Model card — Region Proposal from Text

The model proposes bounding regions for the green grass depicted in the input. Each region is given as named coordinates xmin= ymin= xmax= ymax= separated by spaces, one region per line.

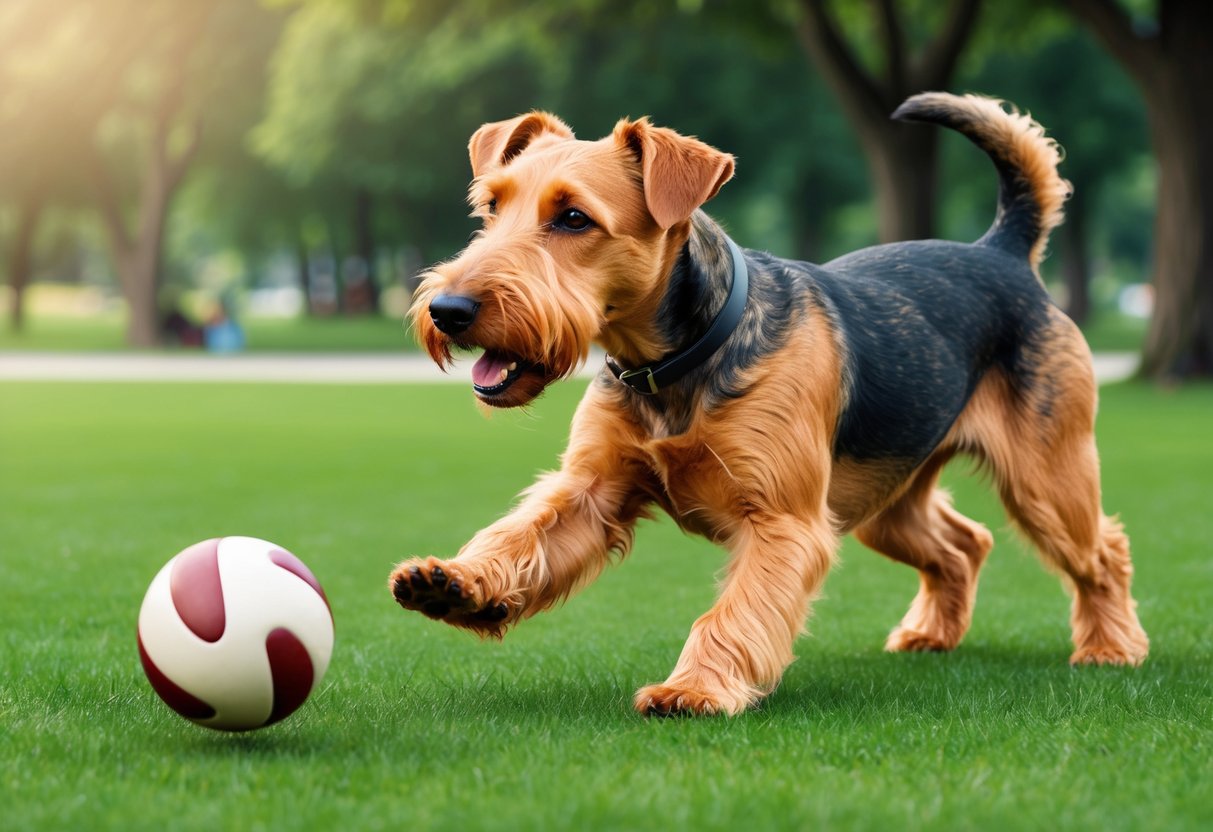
xmin=2 ymin=380 xmax=1211 ymax=831
xmin=0 ymin=312 xmax=414 ymax=353
xmin=0 ymin=301 xmax=1145 ymax=354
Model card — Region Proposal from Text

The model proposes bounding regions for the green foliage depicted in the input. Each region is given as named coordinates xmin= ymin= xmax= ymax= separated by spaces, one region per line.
xmin=1 ymin=0 xmax=1159 ymax=332
xmin=955 ymin=24 xmax=1154 ymax=282
xmin=1 ymin=379 xmax=1211 ymax=830
xmin=254 ymin=1 xmax=550 ymax=188
xmin=251 ymin=0 xmax=871 ymax=260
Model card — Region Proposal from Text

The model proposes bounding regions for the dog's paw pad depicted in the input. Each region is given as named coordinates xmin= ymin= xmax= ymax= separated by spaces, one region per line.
xmin=390 ymin=560 xmax=476 ymax=618
xmin=422 ymin=600 xmax=451 ymax=617
xmin=389 ymin=560 xmax=514 ymax=634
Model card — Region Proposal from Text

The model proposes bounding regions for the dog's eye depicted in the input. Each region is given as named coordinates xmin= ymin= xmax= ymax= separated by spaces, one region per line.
xmin=553 ymin=209 xmax=593 ymax=232
xmin=486 ymin=199 xmax=497 ymax=215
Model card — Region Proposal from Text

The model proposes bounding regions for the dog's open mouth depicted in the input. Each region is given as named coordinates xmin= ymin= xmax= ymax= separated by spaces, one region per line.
xmin=471 ymin=349 xmax=528 ymax=394
xmin=470 ymin=349 xmax=549 ymax=406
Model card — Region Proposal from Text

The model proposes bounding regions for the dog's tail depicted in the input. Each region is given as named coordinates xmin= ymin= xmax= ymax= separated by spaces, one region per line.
xmin=893 ymin=92 xmax=1071 ymax=272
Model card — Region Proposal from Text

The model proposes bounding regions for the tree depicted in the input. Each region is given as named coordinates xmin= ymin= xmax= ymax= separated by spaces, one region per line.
xmin=791 ymin=0 xmax=982 ymax=242
xmin=0 ymin=2 xmax=104 ymax=330
xmin=543 ymin=1 xmax=869 ymax=261
xmin=1 ymin=193 xmax=43 ymax=331
xmin=255 ymin=0 xmax=557 ymax=276
xmin=256 ymin=0 xmax=871 ymax=273
xmin=90 ymin=3 xmax=215 ymax=347
xmin=1063 ymin=0 xmax=1213 ymax=379
xmin=1 ymin=0 xmax=283 ymax=346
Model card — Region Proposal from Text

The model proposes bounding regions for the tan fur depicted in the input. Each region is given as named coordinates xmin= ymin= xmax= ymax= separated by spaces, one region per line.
xmin=854 ymin=453 xmax=994 ymax=652
xmin=613 ymin=118 xmax=735 ymax=230
xmin=945 ymin=311 xmax=1148 ymax=664
xmin=390 ymin=100 xmax=1146 ymax=717
xmin=468 ymin=111 xmax=574 ymax=178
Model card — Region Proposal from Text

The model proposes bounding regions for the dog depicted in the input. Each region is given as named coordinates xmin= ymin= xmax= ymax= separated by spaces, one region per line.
xmin=389 ymin=92 xmax=1149 ymax=716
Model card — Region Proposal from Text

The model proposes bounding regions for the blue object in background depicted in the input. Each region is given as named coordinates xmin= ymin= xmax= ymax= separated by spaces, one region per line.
xmin=204 ymin=317 xmax=245 ymax=353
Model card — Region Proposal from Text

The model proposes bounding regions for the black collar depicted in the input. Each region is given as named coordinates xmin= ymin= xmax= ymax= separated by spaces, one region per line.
xmin=606 ymin=236 xmax=749 ymax=395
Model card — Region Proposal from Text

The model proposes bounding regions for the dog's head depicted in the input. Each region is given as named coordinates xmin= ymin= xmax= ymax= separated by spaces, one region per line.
xmin=410 ymin=112 xmax=734 ymax=408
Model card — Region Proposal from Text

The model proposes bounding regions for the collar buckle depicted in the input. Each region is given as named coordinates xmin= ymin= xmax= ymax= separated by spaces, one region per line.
xmin=618 ymin=365 xmax=660 ymax=395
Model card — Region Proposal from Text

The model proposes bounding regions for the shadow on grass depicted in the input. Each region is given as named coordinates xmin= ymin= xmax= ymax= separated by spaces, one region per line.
xmin=355 ymin=634 xmax=1212 ymax=726
xmin=392 ymin=672 xmax=638 ymax=723
xmin=766 ymin=641 xmax=1209 ymax=719
xmin=180 ymin=725 xmax=337 ymax=758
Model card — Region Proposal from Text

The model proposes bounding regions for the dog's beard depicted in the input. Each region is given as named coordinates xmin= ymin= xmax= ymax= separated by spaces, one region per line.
xmin=409 ymin=254 xmax=601 ymax=408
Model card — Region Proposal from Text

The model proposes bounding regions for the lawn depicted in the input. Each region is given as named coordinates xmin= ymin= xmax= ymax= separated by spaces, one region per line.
xmin=1 ymin=379 xmax=1210 ymax=831
xmin=0 ymin=301 xmax=1145 ymax=353
xmin=0 ymin=310 xmax=415 ymax=353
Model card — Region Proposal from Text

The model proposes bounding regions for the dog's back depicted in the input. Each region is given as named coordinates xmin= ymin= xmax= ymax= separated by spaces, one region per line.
xmin=799 ymin=93 xmax=1073 ymax=467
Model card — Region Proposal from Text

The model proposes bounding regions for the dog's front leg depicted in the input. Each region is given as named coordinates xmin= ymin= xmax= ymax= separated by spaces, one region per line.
xmin=389 ymin=389 xmax=653 ymax=637
xmin=635 ymin=511 xmax=837 ymax=716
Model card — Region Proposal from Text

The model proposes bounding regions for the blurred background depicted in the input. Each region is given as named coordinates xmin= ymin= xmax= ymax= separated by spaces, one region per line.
xmin=0 ymin=0 xmax=1208 ymax=380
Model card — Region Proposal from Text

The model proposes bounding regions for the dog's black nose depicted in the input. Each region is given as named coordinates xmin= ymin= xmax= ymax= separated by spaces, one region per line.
xmin=429 ymin=294 xmax=480 ymax=335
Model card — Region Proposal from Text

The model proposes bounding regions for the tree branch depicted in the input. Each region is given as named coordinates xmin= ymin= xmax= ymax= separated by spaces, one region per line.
xmin=166 ymin=118 xmax=204 ymax=193
xmin=795 ymin=0 xmax=889 ymax=122
xmin=145 ymin=3 xmax=216 ymax=207
xmin=88 ymin=147 xmax=133 ymax=260
xmin=874 ymin=0 xmax=908 ymax=93
xmin=916 ymin=0 xmax=982 ymax=91
xmin=1061 ymin=0 xmax=1161 ymax=88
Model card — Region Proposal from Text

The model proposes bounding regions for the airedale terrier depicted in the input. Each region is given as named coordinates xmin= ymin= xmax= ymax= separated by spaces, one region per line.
xmin=390 ymin=92 xmax=1149 ymax=716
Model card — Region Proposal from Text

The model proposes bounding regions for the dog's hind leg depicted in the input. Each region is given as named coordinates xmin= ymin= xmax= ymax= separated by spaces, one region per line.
xmin=954 ymin=323 xmax=1148 ymax=665
xmin=855 ymin=453 xmax=994 ymax=653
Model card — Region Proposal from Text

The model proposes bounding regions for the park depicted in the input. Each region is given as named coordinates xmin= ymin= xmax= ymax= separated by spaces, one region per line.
xmin=2 ymin=1 xmax=1211 ymax=830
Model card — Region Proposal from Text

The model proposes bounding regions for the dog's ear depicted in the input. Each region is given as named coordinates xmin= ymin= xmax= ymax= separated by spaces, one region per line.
xmin=614 ymin=118 xmax=735 ymax=230
xmin=468 ymin=112 xmax=574 ymax=178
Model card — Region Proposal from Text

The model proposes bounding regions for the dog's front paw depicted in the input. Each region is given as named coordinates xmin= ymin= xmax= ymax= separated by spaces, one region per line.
xmin=389 ymin=558 xmax=513 ymax=636
xmin=633 ymin=682 xmax=755 ymax=717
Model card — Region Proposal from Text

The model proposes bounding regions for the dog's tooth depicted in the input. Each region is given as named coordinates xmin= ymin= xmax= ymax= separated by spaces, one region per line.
xmin=498 ymin=368 xmax=509 ymax=382
xmin=507 ymin=362 xmax=517 ymax=372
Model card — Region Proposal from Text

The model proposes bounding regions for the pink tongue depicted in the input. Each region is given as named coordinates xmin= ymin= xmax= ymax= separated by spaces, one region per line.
xmin=472 ymin=352 xmax=511 ymax=387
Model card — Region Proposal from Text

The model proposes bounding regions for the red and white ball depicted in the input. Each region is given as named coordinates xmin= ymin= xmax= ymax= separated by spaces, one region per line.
xmin=137 ymin=537 xmax=334 ymax=731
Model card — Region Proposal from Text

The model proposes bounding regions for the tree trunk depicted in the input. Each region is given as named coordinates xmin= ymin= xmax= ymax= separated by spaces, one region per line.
xmin=1060 ymin=186 xmax=1091 ymax=327
xmin=865 ymin=123 xmax=939 ymax=242
xmin=1138 ymin=64 xmax=1213 ymax=378
xmin=346 ymin=188 xmax=379 ymax=314
xmin=793 ymin=0 xmax=980 ymax=244
xmin=94 ymin=116 xmax=200 ymax=348
xmin=354 ymin=189 xmax=377 ymax=294
xmin=296 ymin=233 xmax=315 ymax=316
xmin=119 ymin=251 xmax=161 ymax=348
xmin=109 ymin=149 xmax=177 ymax=348
xmin=1064 ymin=0 xmax=1213 ymax=380
xmin=6 ymin=190 xmax=44 ymax=332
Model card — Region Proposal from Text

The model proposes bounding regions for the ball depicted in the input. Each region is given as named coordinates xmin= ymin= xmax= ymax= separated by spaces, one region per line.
xmin=137 ymin=536 xmax=334 ymax=731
